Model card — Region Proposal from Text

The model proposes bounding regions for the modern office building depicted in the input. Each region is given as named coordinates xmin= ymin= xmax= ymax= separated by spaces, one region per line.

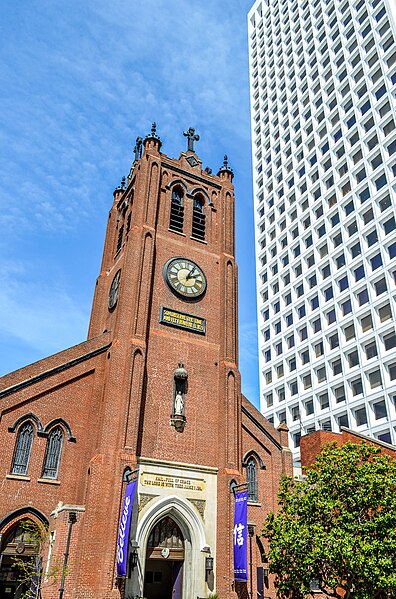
xmin=248 ymin=0 xmax=396 ymax=465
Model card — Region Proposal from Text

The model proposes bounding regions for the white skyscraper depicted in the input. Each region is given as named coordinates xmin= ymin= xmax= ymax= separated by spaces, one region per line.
xmin=248 ymin=0 xmax=396 ymax=465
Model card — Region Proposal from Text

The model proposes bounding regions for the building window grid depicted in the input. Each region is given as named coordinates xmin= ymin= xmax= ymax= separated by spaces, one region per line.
xmin=251 ymin=0 xmax=394 ymax=450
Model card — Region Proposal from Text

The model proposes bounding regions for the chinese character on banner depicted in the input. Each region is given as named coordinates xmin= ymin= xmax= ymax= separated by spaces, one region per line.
xmin=234 ymin=522 xmax=245 ymax=546
xmin=233 ymin=490 xmax=248 ymax=581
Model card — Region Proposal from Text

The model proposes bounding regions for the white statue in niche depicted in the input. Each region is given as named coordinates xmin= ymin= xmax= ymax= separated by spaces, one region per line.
xmin=174 ymin=390 xmax=184 ymax=416
xmin=172 ymin=362 xmax=187 ymax=431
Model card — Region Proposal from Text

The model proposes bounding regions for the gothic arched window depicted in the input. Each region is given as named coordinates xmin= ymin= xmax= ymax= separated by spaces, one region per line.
xmin=148 ymin=516 xmax=184 ymax=553
xmin=42 ymin=427 xmax=64 ymax=479
xmin=11 ymin=422 xmax=34 ymax=476
xmin=246 ymin=457 xmax=258 ymax=503
xmin=192 ymin=195 xmax=205 ymax=240
xmin=169 ymin=188 xmax=184 ymax=233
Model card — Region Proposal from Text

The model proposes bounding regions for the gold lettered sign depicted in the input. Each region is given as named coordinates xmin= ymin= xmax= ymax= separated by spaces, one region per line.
xmin=159 ymin=307 xmax=206 ymax=335
xmin=141 ymin=472 xmax=206 ymax=492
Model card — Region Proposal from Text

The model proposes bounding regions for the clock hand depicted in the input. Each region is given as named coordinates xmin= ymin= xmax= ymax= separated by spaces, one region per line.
xmin=186 ymin=268 xmax=198 ymax=280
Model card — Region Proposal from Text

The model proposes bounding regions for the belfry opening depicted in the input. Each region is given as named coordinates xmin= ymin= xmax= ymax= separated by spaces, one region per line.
xmin=144 ymin=516 xmax=184 ymax=599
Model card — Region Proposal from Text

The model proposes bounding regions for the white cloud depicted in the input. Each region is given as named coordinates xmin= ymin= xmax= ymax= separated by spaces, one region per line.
xmin=0 ymin=0 xmax=258 ymax=394
xmin=0 ymin=262 xmax=88 ymax=373
xmin=0 ymin=0 xmax=252 ymax=239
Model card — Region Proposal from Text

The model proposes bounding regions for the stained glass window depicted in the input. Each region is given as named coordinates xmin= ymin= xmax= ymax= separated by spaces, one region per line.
xmin=246 ymin=457 xmax=258 ymax=503
xmin=11 ymin=422 xmax=34 ymax=475
xmin=42 ymin=427 xmax=64 ymax=479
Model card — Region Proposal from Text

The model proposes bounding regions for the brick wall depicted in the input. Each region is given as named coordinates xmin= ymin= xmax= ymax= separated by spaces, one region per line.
xmin=300 ymin=429 xmax=396 ymax=470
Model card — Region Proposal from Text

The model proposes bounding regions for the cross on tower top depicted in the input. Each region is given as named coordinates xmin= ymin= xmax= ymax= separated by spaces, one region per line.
xmin=183 ymin=127 xmax=200 ymax=153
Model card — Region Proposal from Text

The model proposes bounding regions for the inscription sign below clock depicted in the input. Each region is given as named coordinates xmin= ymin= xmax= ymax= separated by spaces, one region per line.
xmin=163 ymin=257 xmax=206 ymax=300
xmin=159 ymin=307 xmax=206 ymax=335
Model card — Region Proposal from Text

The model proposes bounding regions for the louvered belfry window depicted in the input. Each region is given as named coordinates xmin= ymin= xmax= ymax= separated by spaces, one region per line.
xmin=42 ymin=427 xmax=64 ymax=479
xmin=169 ymin=188 xmax=184 ymax=232
xmin=192 ymin=195 xmax=205 ymax=240
xmin=116 ymin=224 xmax=124 ymax=253
xmin=11 ymin=422 xmax=34 ymax=475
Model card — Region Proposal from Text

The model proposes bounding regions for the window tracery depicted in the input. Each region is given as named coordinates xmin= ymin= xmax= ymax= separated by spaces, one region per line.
xmin=11 ymin=422 xmax=34 ymax=476
xmin=42 ymin=427 xmax=64 ymax=479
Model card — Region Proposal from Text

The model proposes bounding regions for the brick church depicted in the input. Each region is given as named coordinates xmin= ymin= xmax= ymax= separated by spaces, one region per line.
xmin=0 ymin=125 xmax=292 ymax=599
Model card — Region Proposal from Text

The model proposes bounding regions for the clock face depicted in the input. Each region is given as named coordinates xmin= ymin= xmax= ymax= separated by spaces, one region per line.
xmin=164 ymin=257 xmax=207 ymax=300
xmin=108 ymin=269 xmax=121 ymax=310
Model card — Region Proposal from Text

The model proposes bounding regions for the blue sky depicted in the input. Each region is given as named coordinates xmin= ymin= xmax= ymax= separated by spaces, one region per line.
xmin=0 ymin=0 xmax=259 ymax=406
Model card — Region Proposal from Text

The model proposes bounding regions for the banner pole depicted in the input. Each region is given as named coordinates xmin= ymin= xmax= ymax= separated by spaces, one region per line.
xmin=248 ymin=524 xmax=255 ymax=599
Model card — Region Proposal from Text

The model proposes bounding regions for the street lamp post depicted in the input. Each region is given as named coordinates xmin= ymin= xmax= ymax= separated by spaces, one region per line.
xmin=248 ymin=524 xmax=255 ymax=599
xmin=58 ymin=511 xmax=77 ymax=599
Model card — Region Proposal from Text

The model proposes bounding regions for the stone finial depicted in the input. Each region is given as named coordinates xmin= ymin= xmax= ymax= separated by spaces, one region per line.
xmin=217 ymin=155 xmax=234 ymax=180
xmin=114 ymin=176 xmax=126 ymax=196
xmin=277 ymin=421 xmax=290 ymax=450
xmin=144 ymin=122 xmax=162 ymax=150
xmin=183 ymin=127 xmax=200 ymax=153
xmin=277 ymin=422 xmax=289 ymax=432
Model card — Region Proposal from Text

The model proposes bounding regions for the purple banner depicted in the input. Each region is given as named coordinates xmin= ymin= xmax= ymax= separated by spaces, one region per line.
xmin=234 ymin=490 xmax=248 ymax=581
xmin=116 ymin=480 xmax=137 ymax=576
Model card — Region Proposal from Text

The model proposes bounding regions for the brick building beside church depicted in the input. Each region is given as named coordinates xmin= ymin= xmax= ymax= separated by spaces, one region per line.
xmin=0 ymin=126 xmax=292 ymax=599
xmin=300 ymin=426 xmax=396 ymax=468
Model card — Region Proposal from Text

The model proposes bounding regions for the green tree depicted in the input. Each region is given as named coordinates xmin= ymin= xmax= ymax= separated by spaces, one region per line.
xmin=263 ymin=442 xmax=396 ymax=599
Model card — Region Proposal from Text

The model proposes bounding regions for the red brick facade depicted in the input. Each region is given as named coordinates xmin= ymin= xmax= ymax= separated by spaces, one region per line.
xmin=0 ymin=128 xmax=292 ymax=599
xmin=300 ymin=428 xmax=396 ymax=469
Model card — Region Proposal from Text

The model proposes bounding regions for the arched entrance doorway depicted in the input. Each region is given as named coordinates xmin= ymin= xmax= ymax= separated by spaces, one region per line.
xmin=144 ymin=516 xmax=184 ymax=599
xmin=0 ymin=521 xmax=40 ymax=599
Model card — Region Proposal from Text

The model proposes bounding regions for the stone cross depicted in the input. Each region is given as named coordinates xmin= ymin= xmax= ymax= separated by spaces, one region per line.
xmin=183 ymin=127 xmax=200 ymax=152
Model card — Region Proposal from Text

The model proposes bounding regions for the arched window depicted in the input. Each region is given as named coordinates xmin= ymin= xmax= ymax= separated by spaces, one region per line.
xmin=3 ymin=522 xmax=37 ymax=545
xmin=42 ymin=427 xmax=64 ymax=479
xmin=11 ymin=422 xmax=34 ymax=475
xmin=1 ymin=520 xmax=40 ymax=597
xmin=169 ymin=188 xmax=184 ymax=232
xmin=192 ymin=195 xmax=205 ymax=240
xmin=246 ymin=457 xmax=258 ymax=503
xmin=148 ymin=516 xmax=183 ymax=549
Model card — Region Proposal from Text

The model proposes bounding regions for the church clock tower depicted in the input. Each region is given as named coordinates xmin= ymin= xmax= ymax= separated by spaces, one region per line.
xmin=0 ymin=122 xmax=292 ymax=599
xmin=86 ymin=124 xmax=242 ymax=598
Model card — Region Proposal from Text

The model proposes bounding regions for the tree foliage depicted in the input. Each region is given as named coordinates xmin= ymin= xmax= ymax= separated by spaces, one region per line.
xmin=263 ymin=442 xmax=396 ymax=599
xmin=12 ymin=519 xmax=66 ymax=599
